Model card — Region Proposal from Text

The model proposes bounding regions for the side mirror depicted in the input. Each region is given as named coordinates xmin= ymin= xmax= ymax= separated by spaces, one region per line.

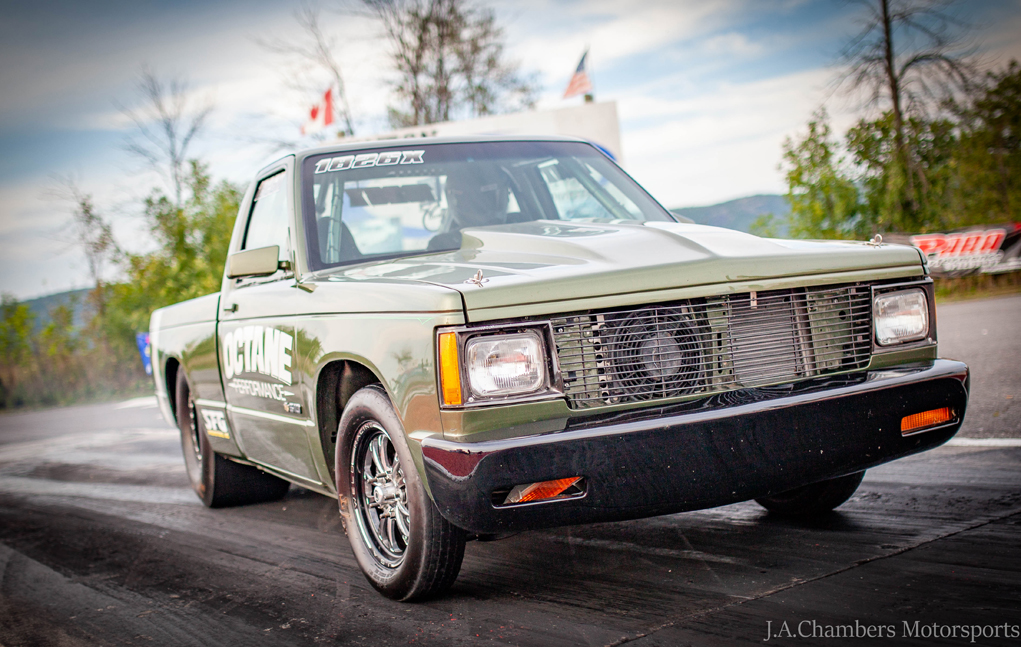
xmin=226 ymin=246 xmax=287 ymax=278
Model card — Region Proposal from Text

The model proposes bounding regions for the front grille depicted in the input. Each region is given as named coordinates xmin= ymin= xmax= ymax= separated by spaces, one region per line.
xmin=552 ymin=284 xmax=873 ymax=409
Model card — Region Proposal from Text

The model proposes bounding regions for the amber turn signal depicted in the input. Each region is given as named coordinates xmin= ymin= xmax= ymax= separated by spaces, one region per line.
xmin=438 ymin=332 xmax=463 ymax=406
xmin=504 ymin=477 xmax=583 ymax=505
xmin=901 ymin=407 xmax=953 ymax=435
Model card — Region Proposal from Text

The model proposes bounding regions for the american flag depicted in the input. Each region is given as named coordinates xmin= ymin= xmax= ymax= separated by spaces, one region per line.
xmin=562 ymin=51 xmax=593 ymax=99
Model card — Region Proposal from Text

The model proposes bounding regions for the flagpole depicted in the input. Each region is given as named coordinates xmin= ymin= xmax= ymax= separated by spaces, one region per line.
xmin=584 ymin=45 xmax=593 ymax=103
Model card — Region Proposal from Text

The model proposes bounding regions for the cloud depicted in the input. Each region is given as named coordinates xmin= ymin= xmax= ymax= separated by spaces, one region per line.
xmin=3 ymin=0 xmax=1021 ymax=300
xmin=498 ymin=0 xmax=745 ymax=84
xmin=0 ymin=180 xmax=89 ymax=298
xmin=618 ymin=67 xmax=859 ymax=207
xmin=699 ymin=31 xmax=766 ymax=57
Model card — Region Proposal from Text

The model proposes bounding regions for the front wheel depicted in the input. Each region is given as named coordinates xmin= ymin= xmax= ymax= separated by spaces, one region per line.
xmin=175 ymin=370 xmax=290 ymax=507
xmin=336 ymin=385 xmax=466 ymax=601
xmin=755 ymin=471 xmax=866 ymax=517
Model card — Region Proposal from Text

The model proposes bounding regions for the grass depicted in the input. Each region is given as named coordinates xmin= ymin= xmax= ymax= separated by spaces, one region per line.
xmin=934 ymin=271 xmax=1021 ymax=303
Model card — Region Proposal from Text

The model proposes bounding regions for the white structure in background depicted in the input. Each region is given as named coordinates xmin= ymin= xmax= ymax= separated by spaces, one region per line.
xmin=344 ymin=101 xmax=624 ymax=166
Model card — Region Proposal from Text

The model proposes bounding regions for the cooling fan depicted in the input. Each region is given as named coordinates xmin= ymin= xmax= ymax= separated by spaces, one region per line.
xmin=605 ymin=306 xmax=706 ymax=400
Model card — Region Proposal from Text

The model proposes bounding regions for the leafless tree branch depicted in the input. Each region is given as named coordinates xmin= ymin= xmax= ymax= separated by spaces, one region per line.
xmin=831 ymin=0 xmax=980 ymax=215
xmin=364 ymin=0 xmax=536 ymax=128
xmin=119 ymin=66 xmax=213 ymax=207
xmin=48 ymin=178 xmax=118 ymax=306
xmin=256 ymin=0 xmax=356 ymax=137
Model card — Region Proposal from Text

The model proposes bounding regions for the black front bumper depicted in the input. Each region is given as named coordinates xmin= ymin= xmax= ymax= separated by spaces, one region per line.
xmin=421 ymin=360 xmax=969 ymax=534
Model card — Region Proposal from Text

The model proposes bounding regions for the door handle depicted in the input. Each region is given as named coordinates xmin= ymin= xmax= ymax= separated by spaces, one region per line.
xmin=222 ymin=303 xmax=238 ymax=313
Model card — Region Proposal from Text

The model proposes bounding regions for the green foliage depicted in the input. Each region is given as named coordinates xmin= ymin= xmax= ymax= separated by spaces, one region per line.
xmin=103 ymin=160 xmax=241 ymax=360
xmin=781 ymin=61 xmax=1021 ymax=239
xmin=749 ymin=213 xmax=781 ymax=238
xmin=846 ymin=112 xmax=958 ymax=233
xmin=0 ymin=161 xmax=241 ymax=410
xmin=37 ymin=301 xmax=80 ymax=365
xmin=954 ymin=61 xmax=1021 ymax=225
xmin=0 ymin=295 xmax=36 ymax=406
xmin=779 ymin=110 xmax=862 ymax=239
xmin=0 ymin=295 xmax=34 ymax=369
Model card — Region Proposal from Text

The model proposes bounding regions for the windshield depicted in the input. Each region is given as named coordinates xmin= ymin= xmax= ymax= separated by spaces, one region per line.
xmin=301 ymin=141 xmax=675 ymax=270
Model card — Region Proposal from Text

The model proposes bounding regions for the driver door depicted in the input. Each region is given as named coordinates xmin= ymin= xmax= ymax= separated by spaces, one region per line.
xmin=219 ymin=166 xmax=321 ymax=484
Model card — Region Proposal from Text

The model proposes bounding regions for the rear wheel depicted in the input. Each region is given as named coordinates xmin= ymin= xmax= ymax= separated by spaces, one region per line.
xmin=755 ymin=471 xmax=865 ymax=516
xmin=336 ymin=385 xmax=466 ymax=601
xmin=175 ymin=370 xmax=290 ymax=508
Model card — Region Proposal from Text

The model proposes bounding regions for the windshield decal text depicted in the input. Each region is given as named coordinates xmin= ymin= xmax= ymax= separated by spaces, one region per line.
xmin=222 ymin=326 xmax=293 ymax=385
xmin=314 ymin=150 xmax=424 ymax=174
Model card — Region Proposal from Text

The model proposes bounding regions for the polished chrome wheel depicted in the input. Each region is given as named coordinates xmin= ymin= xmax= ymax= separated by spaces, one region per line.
xmin=337 ymin=385 xmax=466 ymax=600
xmin=351 ymin=421 xmax=410 ymax=568
xmin=186 ymin=393 xmax=203 ymax=463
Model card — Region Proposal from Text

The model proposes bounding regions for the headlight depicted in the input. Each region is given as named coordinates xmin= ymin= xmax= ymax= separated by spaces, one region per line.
xmin=465 ymin=332 xmax=546 ymax=398
xmin=874 ymin=289 xmax=929 ymax=345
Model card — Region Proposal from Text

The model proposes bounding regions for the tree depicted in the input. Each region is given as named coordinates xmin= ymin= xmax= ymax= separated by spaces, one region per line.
xmin=364 ymin=0 xmax=536 ymax=127
xmin=258 ymin=1 xmax=357 ymax=138
xmin=836 ymin=0 xmax=976 ymax=224
xmin=749 ymin=213 xmax=783 ymax=238
xmin=36 ymin=301 xmax=82 ymax=395
xmin=954 ymin=61 xmax=1021 ymax=223
xmin=121 ymin=67 xmax=213 ymax=207
xmin=846 ymin=111 xmax=959 ymax=233
xmin=0 ymin=295 xmax=35 ymax=406
xmin=51 ymin=179 xmax=118 ymax=316
xmin=103 ymin=162 xmax=241 ymax=356
xmin=779 ymin=110 xmax=863 ymax=239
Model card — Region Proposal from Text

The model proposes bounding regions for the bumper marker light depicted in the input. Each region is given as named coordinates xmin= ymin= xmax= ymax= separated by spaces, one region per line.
xmin=504 ymin=477 xmax=583 ymax=505
xmin=901 ymin=407 xmax=953 ymax=435
xmin=439 ymin=332 xmax=463 ymax=406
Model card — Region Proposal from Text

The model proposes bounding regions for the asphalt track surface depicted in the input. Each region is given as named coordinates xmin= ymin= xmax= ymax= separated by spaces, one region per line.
xmin=1 ymin=295 xmax=1019 ymax=646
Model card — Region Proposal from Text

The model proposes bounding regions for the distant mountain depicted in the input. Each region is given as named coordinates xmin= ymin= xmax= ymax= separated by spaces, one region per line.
xmin=671 ymin=194 xmax=789 ymax=235
xmin=19 ymin=288 xmax=92 ymax=332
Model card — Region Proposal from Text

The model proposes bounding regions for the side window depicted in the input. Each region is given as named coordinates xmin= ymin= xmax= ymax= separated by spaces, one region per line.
xmin=243 ymin=172 xmax=289 ymax=262
xmin=536 ymin=159 xmax=642 ymax=221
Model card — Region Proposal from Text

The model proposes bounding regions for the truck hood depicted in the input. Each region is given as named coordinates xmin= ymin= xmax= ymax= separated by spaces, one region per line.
xmin=324 ymin=221 xmax=922 ymax=320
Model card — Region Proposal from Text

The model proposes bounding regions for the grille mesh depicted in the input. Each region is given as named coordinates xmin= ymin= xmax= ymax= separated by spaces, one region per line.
xmin=551 ymin=284 xmax=873 ymax=409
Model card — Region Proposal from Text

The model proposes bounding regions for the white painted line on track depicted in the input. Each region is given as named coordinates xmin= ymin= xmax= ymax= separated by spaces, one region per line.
xmin=114 ymin=396 xmax=158 ymax=409
xmin=946 ymin=437 xmax=1021 ymax=447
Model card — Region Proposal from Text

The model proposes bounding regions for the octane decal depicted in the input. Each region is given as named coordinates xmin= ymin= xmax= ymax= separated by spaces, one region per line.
xmin=200 ymin=409 xmax=230 ymax=439
xmin=314 ymin=150 xmax=424 ymax=174
xmin=226 ymin=378 xmax=294 ymax=402
xmin=222 ymin=326 xmax=293 ymax=384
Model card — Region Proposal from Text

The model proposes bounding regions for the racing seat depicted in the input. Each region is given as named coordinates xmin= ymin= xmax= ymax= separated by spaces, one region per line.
xmin=318 ymin=218 xmax=363 ymax=264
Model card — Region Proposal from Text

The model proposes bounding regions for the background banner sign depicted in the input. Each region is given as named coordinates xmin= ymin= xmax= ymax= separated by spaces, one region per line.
xmin=891 ymin=224 xmax=1021 ymax=276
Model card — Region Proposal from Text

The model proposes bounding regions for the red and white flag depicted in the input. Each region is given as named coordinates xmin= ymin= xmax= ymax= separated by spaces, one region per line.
xmin=563 ymin=50 xmax=593 ymax=99
xmin=301 ymin=87 xmax=334 ymax=135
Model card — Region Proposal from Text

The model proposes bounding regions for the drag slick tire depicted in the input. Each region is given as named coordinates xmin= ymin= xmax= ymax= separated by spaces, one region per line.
xmin=755 ymin=471 xmax=866 ymax=516
xmin=175 ymin=370 xmax=290 ymax=508
xmin=336 ymin=385 xmax=466 ymax=601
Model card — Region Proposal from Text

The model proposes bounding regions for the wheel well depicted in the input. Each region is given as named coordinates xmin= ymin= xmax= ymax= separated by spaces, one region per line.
xmin=165 ymin=358 xmax=180 ymax=426
xmin=317 ymin=360 xmax=380 ymax=485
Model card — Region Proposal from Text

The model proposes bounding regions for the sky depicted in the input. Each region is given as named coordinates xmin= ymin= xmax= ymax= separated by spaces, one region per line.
xmin=1 ymin=0 xmax=1020 ymax=300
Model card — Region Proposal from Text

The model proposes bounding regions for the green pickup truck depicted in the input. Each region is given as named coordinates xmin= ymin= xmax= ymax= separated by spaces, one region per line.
xmin=151 ymin=136 xmax=969 ymax=601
